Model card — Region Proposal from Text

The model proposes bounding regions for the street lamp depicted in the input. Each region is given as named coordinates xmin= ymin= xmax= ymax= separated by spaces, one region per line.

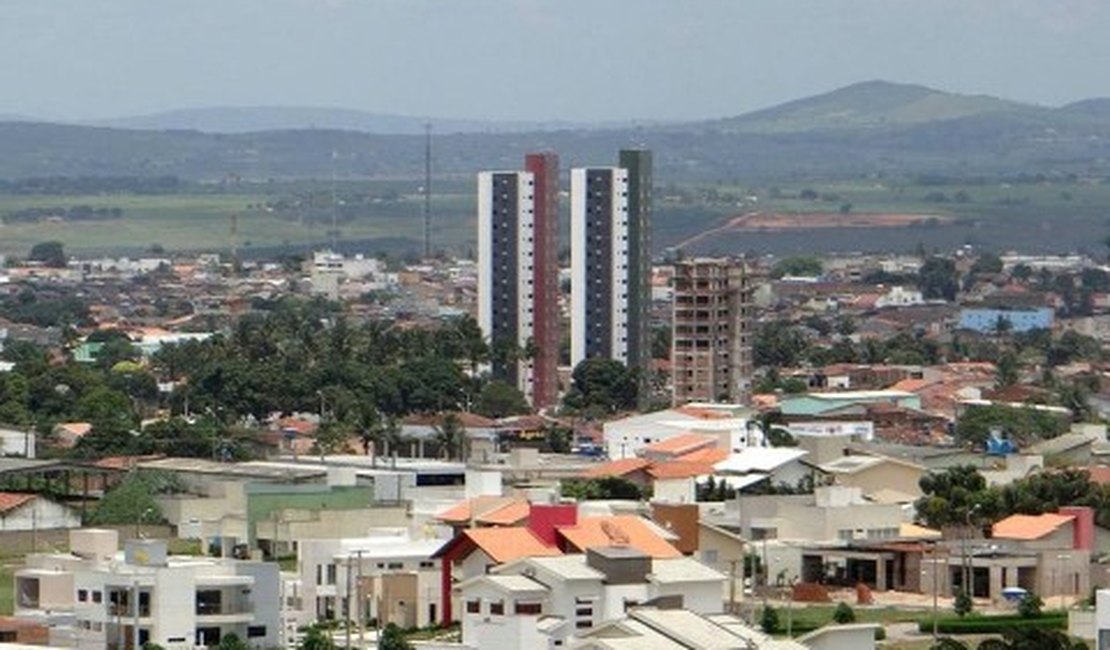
xmin=136 ymin=506 xmax=155 ymax=539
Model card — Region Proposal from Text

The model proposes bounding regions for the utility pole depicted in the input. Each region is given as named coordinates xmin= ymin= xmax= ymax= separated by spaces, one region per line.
xmin=423 ymin=123 xmax=432 ymax=259
xmin=132 ymin=579 xmax=140 ymax=650
xmin=356 ymin=550 xmax=364 ymax=648
xmin=345 ymin=554 xmax=353 ymax=650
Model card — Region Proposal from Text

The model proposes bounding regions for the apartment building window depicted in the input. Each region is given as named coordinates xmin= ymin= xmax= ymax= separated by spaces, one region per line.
xmin=327 ymin=564 xmax=337 ymax=585
xmin=247 ymin=626 xmax=267 ymax=638
xmin=466 ymin=600 xmax=480 ymax=614
xmin=78 ymin=589 xmax=88 ymax=602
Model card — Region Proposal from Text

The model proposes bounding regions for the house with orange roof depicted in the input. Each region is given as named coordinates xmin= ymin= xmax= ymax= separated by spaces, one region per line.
xmin=555 ymin=515 xmax=681 ymax=559
xmin=579 ymin=458 xmax=653 ymax=488
xmin=435 ymin=496 xmax=531 ymax=531
xmin=51 ymin=422 xmax=92 ymax=449
xmin=0 ymin=492 xmax=80 ymax=531
xmin=641 ymin=433 xmax=716 ymax=462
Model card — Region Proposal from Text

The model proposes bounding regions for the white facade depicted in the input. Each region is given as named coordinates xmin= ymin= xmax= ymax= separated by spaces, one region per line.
xmin=459 ymin=553 xmax=726 ymax=650
xmin=0 ymin=426 xmax=35 ymax=457
xmin=477 ymin=171 xmax=537 ymax=403
xmin=602 ymin=406 xmax=760 ymax=460
xmin=15 ymin=534 xmax=280 ymax=650
xmin=0 ymin=495 xmax=81 ymax=531
xmin=297 ymin=533 xmax=444 ymax=630
xmin=570 ymin=167 xmax=631 ymax=368
xmin=875 ymin=285 xmax=924 ymax=308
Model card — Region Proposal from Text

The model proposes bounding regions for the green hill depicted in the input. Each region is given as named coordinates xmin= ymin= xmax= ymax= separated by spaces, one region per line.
xmin=705 ymin=80 xmax=1039 ymax=133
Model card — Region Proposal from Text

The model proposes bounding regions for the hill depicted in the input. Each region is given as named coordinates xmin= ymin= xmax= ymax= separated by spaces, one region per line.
xmin=85 ymin=106 xmax=596 ymax=135
xmin=702 ymin=80 xmax=1039 ymax=133
xmin=1 ymin=81 xmax=1109 ymax=182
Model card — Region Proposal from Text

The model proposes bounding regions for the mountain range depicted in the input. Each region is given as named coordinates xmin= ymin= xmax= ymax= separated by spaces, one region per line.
xmin=2 ymin=81 xmax=1109 ymax=181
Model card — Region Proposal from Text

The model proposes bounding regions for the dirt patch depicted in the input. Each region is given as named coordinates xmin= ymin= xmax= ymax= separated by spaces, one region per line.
xmin=726 ymin=211 xmax=952 ymax=231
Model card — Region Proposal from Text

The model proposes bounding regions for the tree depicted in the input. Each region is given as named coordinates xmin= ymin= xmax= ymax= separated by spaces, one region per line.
xmin=918 ymin=256 xmax=959 ymax=301
xmin=432 ymin=413 xmax=466 ymax=461
xmin=474 ymin=380 xmax=529 ymax=419
xmin=953 ymin=588 xmax=973 ymax=618
xmin=753 ymin=322 xmax=810 ymax=368
xmin=995 ymin=351 xmax=1020 ymax=388
xmin=378 ymin=624 xmax=413 ymax=650
xmin=954 ymin=403 xmax=1068 ymax=447
xmin=771 ymin=256 xmax=822 ymax=279
xmin=563 ymin=359 xmax=638 ymax=415
xmin=28 ymin=241 xmax=66 ymax=268
xmin=562 ymin=477 xmax=644 ymax=501
xmin=299 ymin=625 xmax=337 ymax=650
xmin=217 ymin=633 xmax=250 ymax=650
xmin=832 ymin=602 xmax=855 ymax=624
xmin=89 ymin=472 xmax=166 ymax=525
xmin=759 ymin=605 xmax=780 ymax=634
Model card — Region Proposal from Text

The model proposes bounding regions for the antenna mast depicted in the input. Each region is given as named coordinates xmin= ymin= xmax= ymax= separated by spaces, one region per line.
xmin=330 ymin=149 xmax=339 ymax=251
xmin=423 ymin=123 xmax=432 ymax=259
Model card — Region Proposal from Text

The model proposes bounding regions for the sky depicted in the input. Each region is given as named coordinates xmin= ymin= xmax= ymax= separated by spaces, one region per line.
xmin=2 ymin=0 xmax=1109 ymax=122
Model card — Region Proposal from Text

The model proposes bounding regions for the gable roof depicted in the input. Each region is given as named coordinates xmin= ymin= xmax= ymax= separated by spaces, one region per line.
xmin=675 ymin=447 xmax=730 ymax=465
xmin=0 ymin=493 xmax=35 ymax=513
xmin=642 ymin=433 xmax=716 ymax=456
xmin=647 ymin=461 xmax=715 ymax=480
xmin=557 ymin=515 xmax=681 ymax=559
xmin=435 ymin=496 xmax=529 ymax=526
xmin=582 ymin=458 xmax=652 ymax=479
xmin=992 ymin=513 xmax=1075 ymax=541
xmin=432 ymin=527 xmax=561 ymax=563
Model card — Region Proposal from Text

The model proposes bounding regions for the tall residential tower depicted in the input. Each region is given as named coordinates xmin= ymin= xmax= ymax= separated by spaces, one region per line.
xmin=671 ymin=258 xmax=755 ymax=405
xmin=477 ymin=153 xmax=560 ymax=408
xmin=571 ymin=149 xmax=652 ymax=374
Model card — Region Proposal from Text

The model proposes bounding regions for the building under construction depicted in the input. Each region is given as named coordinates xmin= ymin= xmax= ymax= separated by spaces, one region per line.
xmin=671 ymin=258 xmax=756 ymax=405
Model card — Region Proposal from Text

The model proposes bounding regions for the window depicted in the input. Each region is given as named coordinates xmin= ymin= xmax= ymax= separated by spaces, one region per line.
xmin=326 ymin=564 xmax=338 ymax=585
xmin=387 ymin=562 xmax=403 ymax=570
xmin=466 ymin=600 xmax=480 ymax=614
xmin=702 ymin=549 xmax=719 ymax=565
xmin=196 ymin=590 xmax=223 ymax=616
xmin=419 ymin=561 xmax=435 ymax=569
xmin=92 ymin=591 xmax=102 ymax=604
xmin=78 ymin=589 xmax=88 ymax=602
xmin=489 ymin=600 xmax=505 ymax=616
xmin=247 ymin=626 xmax=267 ymax=638
xmin=575 ymin=597 xmax=595 ymax=629
xmin=515 ymin=602 xmax=542 ymax=615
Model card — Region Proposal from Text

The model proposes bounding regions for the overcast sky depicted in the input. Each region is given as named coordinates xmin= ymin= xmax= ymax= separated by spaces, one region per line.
xmin=2 ymin=0 xmax=1108 ymax=122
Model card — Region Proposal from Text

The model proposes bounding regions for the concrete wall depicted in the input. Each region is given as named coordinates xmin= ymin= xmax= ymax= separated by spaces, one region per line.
xmin=0 ymin=498 xmax=81 ymax=532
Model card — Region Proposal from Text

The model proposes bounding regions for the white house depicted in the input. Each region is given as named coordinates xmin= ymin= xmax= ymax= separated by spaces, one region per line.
xmin=875 ymin=286 xmax=924 ymax=308
xmin=0 ymin=427 xmax=34 ymax=457
xmin=458 ymin=547 xmax=726 ymax=650
xmin=603 ymin=405 xmax=760 ymax=460
xmin=14 ymin=530 xmax=281 ymax=650
xmin=0 ymin=493 xmax=80 ymax=531
xmin=297 ymin=532 xmax=445 ymax=630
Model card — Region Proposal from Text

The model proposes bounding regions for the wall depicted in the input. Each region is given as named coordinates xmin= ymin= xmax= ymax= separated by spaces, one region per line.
xmin=842 ymin=462 xmax=924 ymax=498
xmin=0 ymin=499 xmax=81 ymax=532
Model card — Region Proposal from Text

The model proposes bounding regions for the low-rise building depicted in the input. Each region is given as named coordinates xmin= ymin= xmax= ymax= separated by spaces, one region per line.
xmin=13 ymin=529 xmax=280 ymax=650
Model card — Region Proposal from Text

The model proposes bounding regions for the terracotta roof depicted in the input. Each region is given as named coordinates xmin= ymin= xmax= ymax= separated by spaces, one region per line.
xmin=647 ymin=461 xmax=715 ymax=480
xmin=674 ymin=405 xmax=731 ymax=420
xmin=674 ymin=448 xmax=730 ymax=465
xmin=557 ymin=515 xmax=681 ymax=559
xmin=56 ymin=422 xmax=92 ymax=437
xmin=0 ymin=493 xmax=35 ymax=513
xmin=643 ymin=433 xmax=715 ymax=456
xmin=477 ymin=501 xmax=532 ymax=526
xmin=403 ymin=411 xmax=498 ymax=428
xmin=888 ymin=378 xmax=937 ymax=393
xmin=581 ymin=458 xmax=652 ymax=479
xmin=436 ymin=496 xmax=525 ymax=525
xmin=992 ymin=513 xmax=1075 ymax=541
xmin=434 ymin=527 xmax=561 ymax=563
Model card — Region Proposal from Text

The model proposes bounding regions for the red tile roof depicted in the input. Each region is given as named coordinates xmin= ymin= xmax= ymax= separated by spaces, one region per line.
xmin=0 ymin=493 xmax=35 ymax=513
xmin=557 ymin=515 xmax=681 ymax=558
xmin=992 ymin=513 xmax=1075 ymax=541
xmin=674 ymin=448 xmax=730 ymax=465
xmin=433 ymin=527 xmax=561 ymax=563
xmin=647 ymin=461 xmax=715 ymax=480
xmin=643 ymin=433 xmax=715 ymax=457
xmin=581 ymin=458 xmax=652 ymax=479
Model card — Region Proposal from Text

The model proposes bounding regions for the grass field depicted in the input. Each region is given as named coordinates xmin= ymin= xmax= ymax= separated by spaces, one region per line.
xmin=0 ymin=190 xmax=476 ymax=258
xmin=2 ymin=176 xmax=1110 ymax=258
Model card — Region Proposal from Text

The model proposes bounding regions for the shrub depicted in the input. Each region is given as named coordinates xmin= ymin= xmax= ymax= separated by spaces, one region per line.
xmin=1017 ymin=593 xmax=1043 ymax=619
xmin=832 ymin=602 xmax=856 ymax=624
xmin=760 ymin=606 xmax=780 ymax=634
xmin=954 ymin=589 xmax=973 ymax=618
xmin=917 ymin=613 xmax=1067 ymax=635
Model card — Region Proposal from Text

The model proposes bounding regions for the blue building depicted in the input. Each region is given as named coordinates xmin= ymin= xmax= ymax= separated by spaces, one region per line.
xmin=958 ymin=308 xmax=1053 ymax=334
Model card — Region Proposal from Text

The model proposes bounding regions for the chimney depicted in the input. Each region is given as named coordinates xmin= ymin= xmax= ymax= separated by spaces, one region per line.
xmin=1058 ymin=506 xmax=1095 ymax=551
